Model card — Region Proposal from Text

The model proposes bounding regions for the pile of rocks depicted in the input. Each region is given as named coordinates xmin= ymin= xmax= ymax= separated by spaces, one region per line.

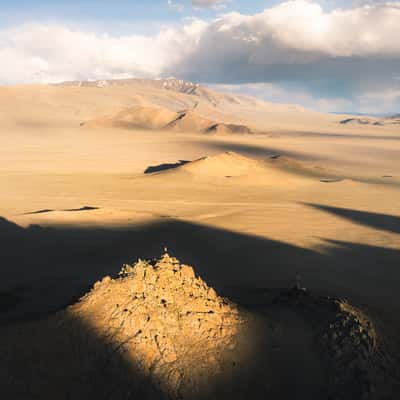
xmin=279 ymin=289 xmax=395 ymax=399
xmin=70 ymin=253 xmax=244 ymax=398
xmin=319 ymin=300 xmax=377 ymax=399
xmin=318 ymin=299 xmax=395 ymax=400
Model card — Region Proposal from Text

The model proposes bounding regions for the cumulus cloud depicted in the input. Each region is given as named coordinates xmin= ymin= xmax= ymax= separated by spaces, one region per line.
xmin=1 ymin=0 xmax=400 ymax=112
xmin=171 ymin=0 xmax=400 ymax=111
xmin=174 ymin=1 xmax=400 ymax=76
xmin=0 ymin=19 xmax=207 ymax=84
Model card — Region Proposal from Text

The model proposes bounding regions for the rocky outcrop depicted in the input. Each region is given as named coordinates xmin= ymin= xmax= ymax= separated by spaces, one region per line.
xmin=279 ymin=288 xmax=396 ymax=400
xmin=70 ymin=253 xmax=244 ymax=398
xmin=318 ymin=299 xmax=397 ymax=400
xmin=319 ymin=300 xmax=378 ymax=399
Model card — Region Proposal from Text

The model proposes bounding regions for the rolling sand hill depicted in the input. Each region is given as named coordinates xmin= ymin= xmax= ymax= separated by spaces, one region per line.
xmin=84 ymin=105 xmax=179 ymax=130
xmin=1 ymin=79 xmax=400 ymax=398
xmin=2 ymin=77 xmax=397 ymax=135
xmin=176 ymin=151 xmax=263 ymax=176
xmin=145 ymin=152 xmax=343 ymax=189
xmin=84 ymin=105 xmax=255 ymax=134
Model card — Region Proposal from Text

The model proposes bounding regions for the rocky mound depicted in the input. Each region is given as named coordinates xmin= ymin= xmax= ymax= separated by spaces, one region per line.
xmin=70 ymin=253 xmax=244 ymax=398
xmin=1 ymin=253 xmax=398 ymax=399
xmin=278 ymin=289 xmax=396 ymax=400
xmin=319 ymin=300 xmax=379 ymax=398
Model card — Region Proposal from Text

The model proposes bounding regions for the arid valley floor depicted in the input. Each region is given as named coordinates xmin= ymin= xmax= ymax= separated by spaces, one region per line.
xmin=1 ymin=79 xmax=400 ymax=399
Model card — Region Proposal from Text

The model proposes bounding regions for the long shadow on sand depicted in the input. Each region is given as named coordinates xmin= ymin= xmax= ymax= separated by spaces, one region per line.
xmin=144 ymin=160 xmax=190 ymax=174
xmin=305 ymin=203 xmax=400 ymax=234
xmin=0 ymin=216 xmax=331 ymax=400
xmin=206 ymin=140 xmax=316 ymax=162
xmin=205 ymin=141 xmax=400 ymax=187
xmin=0 ymin=216 xmax=319 ymax=322
xmin=1 ymin=215 xmax=400 ymax=399
xmin=1 ymin=214 xmax=400 ymax=323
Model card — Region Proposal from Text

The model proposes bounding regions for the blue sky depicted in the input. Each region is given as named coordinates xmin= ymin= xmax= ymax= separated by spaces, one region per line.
xmin=0 ymin=1 xmax=292 ymax=33
xmin=1 ymin=0 xmax=399 ymax=113
xmin=0 ymin=1 xmax=290 ymax=40
xmin=0 ymin=1 xmax=358 ymax=26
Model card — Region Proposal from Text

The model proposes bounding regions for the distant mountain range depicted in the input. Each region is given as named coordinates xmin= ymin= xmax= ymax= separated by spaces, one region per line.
xmin=339 ymin=114 xmax=400 ymax=126
xmin=331 ymin=111 xmax=393 ymax=118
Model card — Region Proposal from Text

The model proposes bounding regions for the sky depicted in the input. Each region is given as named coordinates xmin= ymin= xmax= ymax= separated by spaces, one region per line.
xmin=1 ymin=0 xmax=400 ymax=114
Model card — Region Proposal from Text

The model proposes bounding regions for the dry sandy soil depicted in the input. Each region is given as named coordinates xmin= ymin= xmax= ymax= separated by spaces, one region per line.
xmin=1 ymin=79 xmax=399 ymax=398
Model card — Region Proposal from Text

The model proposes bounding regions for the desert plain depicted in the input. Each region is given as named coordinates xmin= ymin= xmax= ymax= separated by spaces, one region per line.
xmin=1 ymin=79 xmax=399 ymax=399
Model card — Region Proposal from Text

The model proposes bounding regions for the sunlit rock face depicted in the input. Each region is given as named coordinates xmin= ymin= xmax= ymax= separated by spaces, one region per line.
xmin=70 ymin=253 xmax=244 ymax=398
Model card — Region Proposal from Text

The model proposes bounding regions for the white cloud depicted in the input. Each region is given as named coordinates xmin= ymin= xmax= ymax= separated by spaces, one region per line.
xmin=1 ymin=1 xmax=400 ymax=111
xmin=170 ymin=0 xmax=400 ymax=111
xmin=195 ymin=1 xmax=400 ymax=60
xmin=0 ymin=20 xmax=207 ymax=84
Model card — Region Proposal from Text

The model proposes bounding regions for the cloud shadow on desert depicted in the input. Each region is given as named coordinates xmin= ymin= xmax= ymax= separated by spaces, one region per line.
xmin=304 ymin=203 xmax=400 ymax=234
xmin=205 ymin=140 xmax=400 ymax=187
xmin=1 ymin=212 xmax=400 ymax=324
xmin=1 ymin=212 xmax=400 ymax=398
xmin=0 ymin=215 xmax=333 ymax=400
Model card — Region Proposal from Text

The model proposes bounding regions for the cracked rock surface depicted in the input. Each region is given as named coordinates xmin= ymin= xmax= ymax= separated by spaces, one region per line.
xmin=70 ymin=253 xmax=244 ymax=398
